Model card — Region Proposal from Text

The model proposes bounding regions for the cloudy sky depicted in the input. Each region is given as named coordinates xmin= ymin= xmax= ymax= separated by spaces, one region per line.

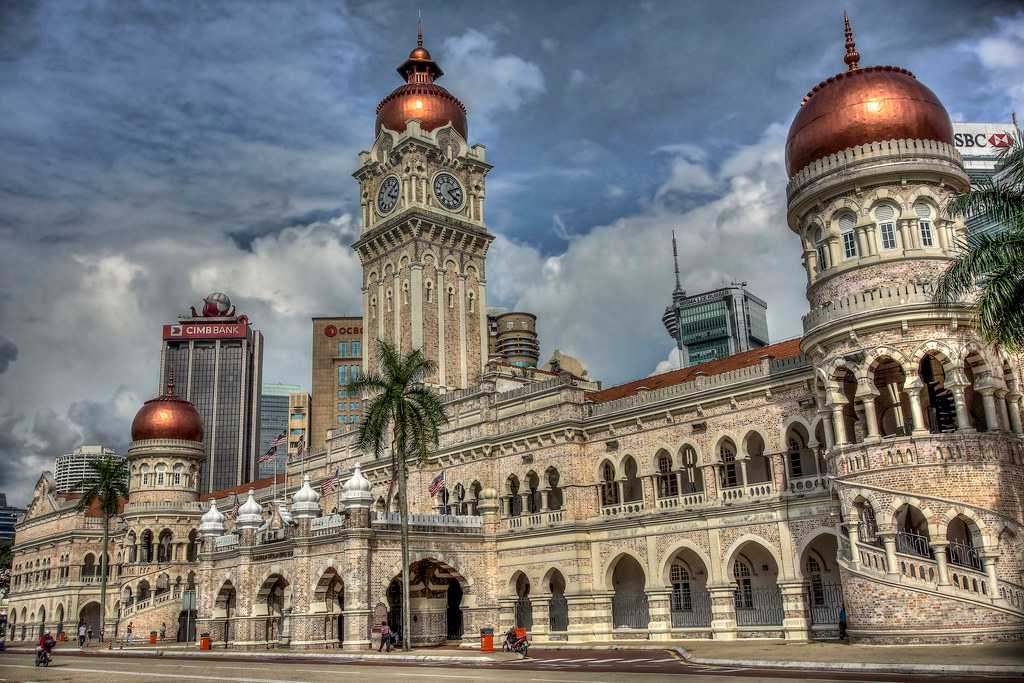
xmin=1 ymin=0 xmax=1022 ymax=505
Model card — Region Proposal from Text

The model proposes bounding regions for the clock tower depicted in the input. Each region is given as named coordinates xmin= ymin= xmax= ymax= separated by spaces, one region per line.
xmin=353 ymin=25 xmax=493 ymax=389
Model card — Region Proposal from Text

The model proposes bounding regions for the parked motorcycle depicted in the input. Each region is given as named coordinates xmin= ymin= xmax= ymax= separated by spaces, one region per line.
xmin=502 ymin=628 xmax=529 ymax=656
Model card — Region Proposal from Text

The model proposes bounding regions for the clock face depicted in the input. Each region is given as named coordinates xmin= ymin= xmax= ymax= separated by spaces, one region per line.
xmin=377 ymin=176 xmax=400 ymax=214
xmin=432 ymin=172 xmax=464 ymax=211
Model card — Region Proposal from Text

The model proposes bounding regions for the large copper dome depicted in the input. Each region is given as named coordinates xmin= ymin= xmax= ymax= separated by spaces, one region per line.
xmin=785 ymin=16 xmax=953 ymax=177
xmin=131 ymin=381 xmax=204 ymax=443
xmin=375 ymin=28 xmax=467 ymax=140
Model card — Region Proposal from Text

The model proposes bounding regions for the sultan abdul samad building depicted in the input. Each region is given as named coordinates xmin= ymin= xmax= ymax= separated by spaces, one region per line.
xmin=8 ymin=19 xmax=1024 ymax=647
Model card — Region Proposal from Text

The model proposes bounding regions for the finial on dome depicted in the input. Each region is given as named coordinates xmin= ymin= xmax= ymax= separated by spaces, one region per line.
xmin=166 ymin=369 xmax=176 ymax=396
xmin=843 ymin=11 xmax=860 ymax=71
xmin=417 ymin=9 xmax=423 ymax=48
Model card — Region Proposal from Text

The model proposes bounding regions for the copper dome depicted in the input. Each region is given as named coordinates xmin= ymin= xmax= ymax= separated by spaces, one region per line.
xmin=375 ymin=26 xmax=468 ymax=140
xmin=785 ymin=15 xmax=953 ymax=177
xmin=131 ymin=381 xmax=204 ymax=443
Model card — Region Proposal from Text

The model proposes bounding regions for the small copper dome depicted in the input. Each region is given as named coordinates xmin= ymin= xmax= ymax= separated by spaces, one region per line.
xmin=375 ymin=24 xmax=467 ymax=140
xmin=785 ymin=15 xmax=953 ymax=177
xmin=131 ymin=379 xmax=204 ymax=443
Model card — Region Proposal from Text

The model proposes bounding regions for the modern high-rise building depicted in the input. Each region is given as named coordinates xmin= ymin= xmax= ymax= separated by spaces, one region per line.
xmin=159 ymin=292 xmax=263 ymax=494
xmin=952 ymin=118 xmax=1021 ymax=237
xmin=0 ymin=493 xmax=25 ymax=547
xmin=662 ymin=235 xmax=769 ymax=366
xmin=53 ymin=445 xmax=126 ymax=493
xmin=487 ymin=309 xmax=540 ymax=367
xmin=287 ymin=392 xmax=311 ymax=461
xmin=310 ymin=316 xmax=363 ymax=449
xmin=258 ymin=383 xmax=300 ymax=477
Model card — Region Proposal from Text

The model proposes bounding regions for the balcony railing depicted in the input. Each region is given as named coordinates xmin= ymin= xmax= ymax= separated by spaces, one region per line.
xmin=947 ymin=540 xmax=982 ymax=571
xmin=720 ymin=481 xmax=774 ymax=502
xmin=504 ymin=509 xmax=566 ymax=530
xmin=656 ymin=491 xmax=707 ymax=510
xmin=213 ymin=534 xmax=239 ymax=549
xmin=600 ymin=500 xmax=645 ymax=516
xmin=895 ymin=530 xmax=932 ymax=558
xmin=370 ymin=511 xmax=482 ymax=531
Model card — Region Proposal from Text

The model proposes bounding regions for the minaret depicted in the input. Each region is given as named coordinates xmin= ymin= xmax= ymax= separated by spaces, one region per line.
xmin=352 ymin=23 xmax=493 ymax=389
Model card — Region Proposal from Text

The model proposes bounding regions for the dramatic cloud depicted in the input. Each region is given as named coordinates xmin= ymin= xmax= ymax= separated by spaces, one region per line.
xmin=0 ymin=1 xmax=1019 ymax=505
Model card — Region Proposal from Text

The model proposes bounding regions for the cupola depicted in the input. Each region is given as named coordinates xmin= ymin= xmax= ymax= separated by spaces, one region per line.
xmin=290 ymin=474 xmax=322 ymax=519
xmin=198 ymin=499 xmax=225 ymax=538
xmin=130 ymin=375 xmax=204 ymax=443
xmin=235 ymin=488 xmax=263 ymax=529
xmin=342 ymin=462 xmax=373 ymax=510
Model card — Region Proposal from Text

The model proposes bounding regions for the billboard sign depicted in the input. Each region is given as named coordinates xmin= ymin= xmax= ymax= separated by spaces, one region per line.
xmin=163 ymin=321 xmax=247 ymax=340
xmin=953 ymin=123 xmax=1017 ymax=158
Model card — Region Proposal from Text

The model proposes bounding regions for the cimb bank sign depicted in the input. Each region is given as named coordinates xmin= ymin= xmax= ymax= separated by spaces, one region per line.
xmin=953 ymin=122 xmax=1017 ymax=158
xmin=163 ymin=322 xmax=247 ymax=340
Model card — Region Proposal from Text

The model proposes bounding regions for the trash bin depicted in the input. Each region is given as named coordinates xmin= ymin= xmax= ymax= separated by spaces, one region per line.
xmin=480 ymin=627 xmax=494 ymax=653
xmin=149 ymin=631 xmax=158 ymax=645
xmin=199 ymin=634 xmax=211 ymax=651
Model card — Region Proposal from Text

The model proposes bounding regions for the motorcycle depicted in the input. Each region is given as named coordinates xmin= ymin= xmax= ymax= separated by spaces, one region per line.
xmin=35 ymin=647 xmax=52 ymax=667
xmin=502 ymin=628 xmax=529 ymax=656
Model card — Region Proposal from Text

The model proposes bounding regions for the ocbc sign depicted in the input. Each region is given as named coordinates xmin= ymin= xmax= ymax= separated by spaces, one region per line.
xmin=324 ymin=324 xmax=363 ymax=337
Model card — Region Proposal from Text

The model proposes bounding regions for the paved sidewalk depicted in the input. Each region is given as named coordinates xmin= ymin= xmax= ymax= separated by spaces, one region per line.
xmin=676 ymin=639 xmax=1024 ymax=674
xmin=4 ymin=641 xmax=521 ymax=664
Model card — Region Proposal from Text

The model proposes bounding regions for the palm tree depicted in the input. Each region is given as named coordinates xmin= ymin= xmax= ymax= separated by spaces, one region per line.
xmin=936 ymin=141 xmax=1024 ymax=350
xmin=73 ymin=454 xmax=129 ymax=645
xmin=349 ymin=339 xmax=448 ymax=651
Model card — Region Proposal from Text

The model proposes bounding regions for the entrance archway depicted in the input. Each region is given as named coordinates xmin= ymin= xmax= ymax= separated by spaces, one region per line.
xmin=213 ymin=580 xmax=237 ymax=646
xmin=387 ymin=558 xmax=468 ymax=646
xmin=79 ymin=602 xmax=101 ymax=638
xmin=801 ymin=533 xmax=842 ymax=628
xmin=664 ymin=547 xmax=711 ymax=627
xmin=312 ymin=568 xmax=345 ymax=645
xmin=728 ymin=540 xmax=782 ymax=627
xmin=255 ymin=574 xmax=289 ymax=644
xmin=512 ymin=571 xmax=532 ymax=629
xmin=610 ymin=554 xmax=649 ymax=629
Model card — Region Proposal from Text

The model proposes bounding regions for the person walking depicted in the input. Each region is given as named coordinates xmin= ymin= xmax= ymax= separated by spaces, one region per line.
xmin=159 ymin=623 xmax=166 ymax=641
xmin=87 ymin=626 xmax=93 ymax=644
xmin=378 ymin=621 xmax=392 ymax=653
xmin=124 ymin=622 xmax=134 ymax=648
xmin=77 ymin=623 xmax=86 ymax=648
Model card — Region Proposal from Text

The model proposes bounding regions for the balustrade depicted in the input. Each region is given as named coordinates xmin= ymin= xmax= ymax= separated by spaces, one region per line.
xmin=946 ymin=540 xmax=982 ymax=571
xmin=503 ymin=509 xmax=566 ymax=530
xmin=600 ymin=500 xmax=645 ymax=516
xmin=895 ymin=530 xmax=932 ymax=558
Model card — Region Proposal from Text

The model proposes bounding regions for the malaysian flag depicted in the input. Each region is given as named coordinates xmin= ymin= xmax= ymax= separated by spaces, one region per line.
xmin=321 ymin=471 xmax=339 ymax=496
xmin=428 ymin=470 xmax=446 ymax=496
xmin=270 ymin=431 xmax=287 ymax=447
xmin=258 ymin=445 xmax=277 ymax=464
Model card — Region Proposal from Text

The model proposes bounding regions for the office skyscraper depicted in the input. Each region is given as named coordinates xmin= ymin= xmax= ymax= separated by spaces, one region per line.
xmin=159 ymin=292 xmax=263 ymax=493
xmin=54 ymin=445 xmax=126 ymax=493
xmin=258 ymin=383 xmax=300 ymax=477
xmin=662 ymin=233 xmax=769 ymax=366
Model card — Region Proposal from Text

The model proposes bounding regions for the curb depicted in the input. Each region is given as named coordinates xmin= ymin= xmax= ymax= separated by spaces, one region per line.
xmin=3 ymin=646 xmax=519 ymax=665
xmin=673 ymin=647 xmax=1024 ymax=675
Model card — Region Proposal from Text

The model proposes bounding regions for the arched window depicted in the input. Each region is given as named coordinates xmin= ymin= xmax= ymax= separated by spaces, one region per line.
xmin=385 ymin=288 xmax=393 ymax=312
xmin=622 ymin=456 xmax=642 ymax=503
xmin=600 ymin=461 xmax=619 ymax=506
xmin=525 ymin=471 xmax=541 ymax=514
xmin=157 ymin=530 xmax=173 ymax=563
xmin=187 ymin=529 xmax=200 ymax=562
xmin=155 ymin=463 xmax=167 ymax=486
xmin=734 ymin=560 xmax=753 ymax=608
xmin=875 ymin=204 xmax=897 ymax=250
xmin=140 ymin=530 xmax=154 ymax=563
xmin=680 ymin=445 xmax=703 ymax=492
xmin=425 ymin=279 xmax=433 ymax=303
xmin=507 ymin=476 xmax=521 ymax=517
xmin=546 ymin=468 xmax=562 ymax=511
xmin=470 ymin=481 xmax=482 ymax=515
xmin=670 ymin=563 xmax=692 ymax=611
xmin=807 ymin=556 xmax=825 ymax=605
xmin=140 ymin=464 xmax=150 ymax=487
xmin=447 ymin=286 xmax=455 ymax=309
xmin=467 ymin=290 xmax=476 ymax=314
xmin=813 ymin=228 xmax=828 ymax=271
xmin=401 ymin=280 xmax=409 ymax=306
xmin=656 ymin=451 xmax=678 ymax=498
xmin=173 ymin=463 xmax=184 ymax=486
xmin=914 ymin=202 xmax=934 ymax=247
xmin=720 ymin=440 xmax=738 ymax=488
xmin=839 ymin=214 xmax=857 ymax=259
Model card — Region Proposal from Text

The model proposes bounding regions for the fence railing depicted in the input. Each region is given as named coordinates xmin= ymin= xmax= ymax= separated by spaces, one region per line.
xmin=733 ymin=586 xmax=783 ymax=626
xmin=549 ymin=595 xmax=569 ymax=632
xmin=946 ymin=540 xmax=982 ymax=571
xmin=371 ymin=511 xmax=483 ymax=530
xmin=895 ymin=530 xmax=932 ymax=558
xmin=514 ymin=597 xmax=533 ymax=630
xmin=612 ymin=592 xmax=650 ymax=629
xmin=806 ymin=582 xmax=843 ymax=625
xmin=670 ymin=587 xmax=711 ymax=627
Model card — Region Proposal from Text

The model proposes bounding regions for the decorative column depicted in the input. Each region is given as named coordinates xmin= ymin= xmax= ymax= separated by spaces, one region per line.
xmin=930 ymin=541 xmax=951 ymax=586
xmin=701 ymin=463 xmax=718 ymax=501
xmin=857 ymin=385 xmax=881 ymax=442
xmin=878 ymin=532 xmax=900 ymax=577
xmin=737 ymin=458 xmax=749 ymax=488
xmin=819 ymin=410 xmax=835 ymax=449
xmin=978 ymin=387 xmax=1000 ymax=432
xmin=708 ymin=584 xmax=737 ymax=640
xmin=520 ymin=492 xmax=531 ymax=516
xmin=996 ymin=389 xmax=1012 ymax=433
xmin=949 ymin=381 xmax=976 ymax=433
xmin=981 ymin=550 xmax=1002 ymax=601
xmin=904 ymin=377 xmax=929 ymax=436
xmin=845 ymin=522 xmax=861 ymax=570
xmin=530 ymin=596 xmax=551 ymax=641
xmin=540 ymin=488 xmax=551 ymax=512
xmin=1006 ymin=392 xmax=1023 ymax=435
xmin=830 ymin=401 xmax=849 ymax=446
xmin=778 ymin=581 xmax=810 ymax=641
xmin=645 ymin=589 xmax=673 ymax=640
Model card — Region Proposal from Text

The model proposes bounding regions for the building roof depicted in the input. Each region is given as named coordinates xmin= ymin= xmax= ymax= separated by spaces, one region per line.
xmin=200 ymin=474 xmax=286 ymax=502
xmin=586 ymin=337 xmax=802 ymax=404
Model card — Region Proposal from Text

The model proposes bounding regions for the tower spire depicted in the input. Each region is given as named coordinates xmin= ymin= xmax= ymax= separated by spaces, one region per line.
xmin=417 ymin=9 xmax=423 ymax=47
xmin=671 ymin=230 xmax=682 ymax=294
xmin=843 ymin=11 xmax=860 ymax=71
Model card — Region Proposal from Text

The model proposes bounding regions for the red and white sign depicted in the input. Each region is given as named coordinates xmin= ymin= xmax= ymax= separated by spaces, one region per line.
xmin=324 ymin=324 xmax=362 ymax=337
xmin=163 ymin=322 xmax=247 ymax=340
xmin=953 ymin=123 xmax=1018 ymax=158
